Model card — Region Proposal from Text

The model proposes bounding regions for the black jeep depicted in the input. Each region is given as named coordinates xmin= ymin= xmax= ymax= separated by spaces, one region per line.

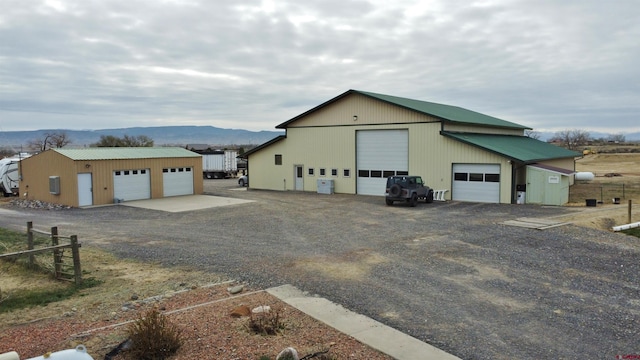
xmin=385 ymin=176 xmax=434 ymax=207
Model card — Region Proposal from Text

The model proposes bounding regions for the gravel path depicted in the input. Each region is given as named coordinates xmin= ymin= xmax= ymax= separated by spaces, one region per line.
xmin=1 ymin=179 xmax=638 ymax=360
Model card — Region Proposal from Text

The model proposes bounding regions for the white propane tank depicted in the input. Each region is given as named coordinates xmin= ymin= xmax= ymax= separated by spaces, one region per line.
xmin=575 ymin=172 xmax=595 ymax=181
xmin=26 ymin=345 xmax=94 ymax=360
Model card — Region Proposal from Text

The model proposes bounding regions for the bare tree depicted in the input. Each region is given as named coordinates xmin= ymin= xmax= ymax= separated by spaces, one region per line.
xmin=28 ymin=131 xmax=72 ymax=152
xmin=607 ymin=133 xmax=626 ymax=143
xmin=524 ymin=130 xmax=541 ymax=140
xmin=92 ymin=134 xmax=154 ymax=147
xmin=550 ymin=129 xmax=591 ymax=150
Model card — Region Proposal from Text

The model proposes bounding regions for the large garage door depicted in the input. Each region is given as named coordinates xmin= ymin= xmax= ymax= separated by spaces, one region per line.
xmin=163 ymin=167 xmax=194 ymax=197
xmin=113 ymin=169 xmax=151 ymax=201
xmin=452 ymin=164 xmax=500 ymax=203
xmin=357 ymin=130 xmax=408 ymax=196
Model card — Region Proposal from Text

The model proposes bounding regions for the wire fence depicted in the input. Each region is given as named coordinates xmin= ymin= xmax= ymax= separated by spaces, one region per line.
xmin=569 ymin=182 xmax=640 ymax=204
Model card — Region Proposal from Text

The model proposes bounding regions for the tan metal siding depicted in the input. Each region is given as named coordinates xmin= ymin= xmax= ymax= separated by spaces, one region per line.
xmin=20 ymin=151 xmax=202 ymax=207
xmin=248 ymin=123 xmax=513 ymax=202
xmin=288 ymin=93 xmax=441 ymax=128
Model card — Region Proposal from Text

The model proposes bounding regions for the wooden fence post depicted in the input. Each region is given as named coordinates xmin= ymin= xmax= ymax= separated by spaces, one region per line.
xmin=70 ymin=235 xmax=82 ymax=285
xmin=51 ymin=226 xmax=61 ymax=279
xmin=629 ymin=199 xmax=633 ymax=224
xmin=27 ymin=221 xmax=34 ymax=267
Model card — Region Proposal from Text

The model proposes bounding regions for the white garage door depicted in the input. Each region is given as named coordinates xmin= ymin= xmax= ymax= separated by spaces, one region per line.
xmin=163 ymin=167 xmax=194 ymax=197
xmin=452 ymin=164 xmax=501 ymax=203
xmin=357 ymin=130 xmax=408 ymax=196
xmin=113 ymin=169 xmax=151 ymax=201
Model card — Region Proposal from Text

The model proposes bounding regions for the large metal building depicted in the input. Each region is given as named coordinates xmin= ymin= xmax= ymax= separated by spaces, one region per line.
xmin=242 ymin=90 xmax=580 ymax=205
xmin=19 ymin=147 xmax=203 ymax=207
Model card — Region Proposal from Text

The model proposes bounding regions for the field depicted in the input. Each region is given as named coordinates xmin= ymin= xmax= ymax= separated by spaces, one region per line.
xmin=566 ymin=152 xmax=640 ymax=230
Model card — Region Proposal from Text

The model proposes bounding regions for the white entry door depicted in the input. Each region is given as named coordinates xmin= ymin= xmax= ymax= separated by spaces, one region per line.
xmin=77 ymin=173 xmax=93 ymax=206
xmin=294 ymin=165 xmax=304 ymax=190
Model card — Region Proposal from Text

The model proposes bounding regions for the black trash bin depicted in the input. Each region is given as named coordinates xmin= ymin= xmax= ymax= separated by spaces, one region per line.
xmin=586 ymin=199 xmax=597 ymax=207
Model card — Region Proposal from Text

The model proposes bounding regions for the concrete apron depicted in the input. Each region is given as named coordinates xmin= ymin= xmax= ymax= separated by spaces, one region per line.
xmin=122 ymin=195 xmax=254 ymax=213
xmin=268 ymin=284 xmax=461 ymax=360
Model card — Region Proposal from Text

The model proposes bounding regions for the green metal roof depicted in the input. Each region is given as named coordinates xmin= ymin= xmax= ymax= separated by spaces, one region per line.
xmin=442 ymin=132 xmax=581 ymax=163
xmin=276 ymin=89 xmax=530 ymax=129
xmin=53 ymin=147 xmax=200 ymax=161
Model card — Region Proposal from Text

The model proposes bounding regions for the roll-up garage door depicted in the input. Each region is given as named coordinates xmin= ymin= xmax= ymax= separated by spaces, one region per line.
xmin=113 ymin=169 xmax=151 ymax=201
xmin=163 ymin=167 xmax=194 ymax=197
xmin=452 ymin=164 xmax=500 ymax=203
xmin=356 ymin=130 xmax=408 ymax=196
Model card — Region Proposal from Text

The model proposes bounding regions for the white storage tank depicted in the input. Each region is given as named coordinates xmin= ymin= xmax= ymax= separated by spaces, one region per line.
xmin=26 ymin=345 xmax=94 ymax=360
xmin=575 ymin=172 xmax=595 ymax=181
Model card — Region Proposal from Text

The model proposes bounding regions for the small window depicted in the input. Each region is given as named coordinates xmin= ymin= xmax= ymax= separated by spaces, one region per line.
xmin=397 ymin=170 xmax=409 ymax=176
xmin=383 ymin=170 xmax=395 ymax=177
xmin=331 ymin=169 xmax=338 ymax=176
xmin=163 ymin=169 xmax=169 ymax=173
xmin=171 ymin=168 xmax=177 ymax=173
xmin=308 ymin=168 xmax=314 ymax=176
xmin=124 ymin=170 xmax=130 ymax=175
xmin=275 ymin=154 xmax=282 ymax=165
xmin=485 ymin=174 xmax=500 ymax=182
xmin=133 ymin=170 xmax=138 ymax=175
xmin=141 ymin=169 xmax=147 ymax=174
xmin=469 ymin=173 xmax=483 ymax=182
xmin=370 ymin=170 xmax=382 ymax=178
xmin=358 ymin=170 xmax=370 ymax=177
xmin=319 ymin=168 xmax=326 ymax=176
xmin=186 ymin=168 xmax=191 ymax=172
xmin=115 ymin=171 xmax=121 ymax=176
xmin=454 ymin=172 xmax=468 ymax=181
xmin=343 ymin=169 xmax=351 ymax=177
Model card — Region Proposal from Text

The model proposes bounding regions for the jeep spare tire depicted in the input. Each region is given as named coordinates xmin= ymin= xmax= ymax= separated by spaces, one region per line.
xmin=389 ymin=184 xmax=402 ymax=197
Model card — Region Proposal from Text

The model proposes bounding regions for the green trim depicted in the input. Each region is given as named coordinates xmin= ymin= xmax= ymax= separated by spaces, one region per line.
xmin=53 ymin=147 xmax=200 ymax=161
xmin=276 ymin=89 xmax=530 ymax=130
xmin=442 ymin=132 xmax=580 ymax=163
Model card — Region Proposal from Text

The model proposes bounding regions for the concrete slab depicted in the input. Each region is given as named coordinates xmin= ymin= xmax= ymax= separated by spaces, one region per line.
xmin=268 ymin=284 xmax=461 ymax=360
xmin=502 ymin=217 xmax=570 ymax=230
xmin=122 ymin=195 xmax=254 ymax=213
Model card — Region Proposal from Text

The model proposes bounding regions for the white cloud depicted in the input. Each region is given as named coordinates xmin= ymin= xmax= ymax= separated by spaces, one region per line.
xmin=0 ymin=0 xmax=638 ymax=135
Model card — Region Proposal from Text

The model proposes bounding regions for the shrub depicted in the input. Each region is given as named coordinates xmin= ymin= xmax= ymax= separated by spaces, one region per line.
xmin=126 ymin=308 xmax=182 ymax=360
xmin=247 ymin=304 xmax=286 ymax=335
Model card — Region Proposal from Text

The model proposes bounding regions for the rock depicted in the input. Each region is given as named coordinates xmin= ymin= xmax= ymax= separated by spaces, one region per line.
xmin=227 ymin=284 xmax=244 ymax=294
xmin=252 ymin=305 xmax=271 ymax=314
xmin=276 ymin=347 xmax=299 ymax=360
xmin=230 ymin=305 xmax=251 ymax=317
xmin=130 ymin=294 xmax=139 ymax=300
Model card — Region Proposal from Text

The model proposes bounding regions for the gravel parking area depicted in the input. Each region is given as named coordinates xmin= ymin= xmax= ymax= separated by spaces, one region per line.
xmin=1 ymin=179 xmax=639 ymax=360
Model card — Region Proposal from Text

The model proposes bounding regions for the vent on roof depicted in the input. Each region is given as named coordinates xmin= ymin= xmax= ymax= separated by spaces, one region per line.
xmin=49 ymin=176 xmax=60 ymax=195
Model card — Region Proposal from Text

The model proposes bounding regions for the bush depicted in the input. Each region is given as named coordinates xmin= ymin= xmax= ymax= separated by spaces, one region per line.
xmin=126 ymin=308 xmax=182 ymax=360
xmin=247 ymin=304 xmax=285 ymax=335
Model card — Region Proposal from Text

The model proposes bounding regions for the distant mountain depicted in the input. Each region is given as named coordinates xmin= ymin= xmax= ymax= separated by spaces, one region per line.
xmin=0 ymin=126 xmax=284 ymax=149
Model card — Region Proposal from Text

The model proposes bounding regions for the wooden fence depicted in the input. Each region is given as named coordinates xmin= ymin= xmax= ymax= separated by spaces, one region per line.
xmin=0 ymin=221 xmax=83 ymax=285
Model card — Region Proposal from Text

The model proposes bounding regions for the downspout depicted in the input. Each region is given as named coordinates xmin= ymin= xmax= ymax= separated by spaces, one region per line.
xmin=510 ymin=160 xmax=516 ymax=204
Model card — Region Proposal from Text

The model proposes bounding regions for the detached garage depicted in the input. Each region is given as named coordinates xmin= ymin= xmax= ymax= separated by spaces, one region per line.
xmin=19 ymin=147 xmax=203 ymax=207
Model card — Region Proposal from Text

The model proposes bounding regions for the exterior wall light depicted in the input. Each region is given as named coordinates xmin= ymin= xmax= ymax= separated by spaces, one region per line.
xmin=353 ymin=115 xmax=358 ymax=121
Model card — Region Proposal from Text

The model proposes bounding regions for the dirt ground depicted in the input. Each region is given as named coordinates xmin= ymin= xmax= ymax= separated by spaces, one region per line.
xmin=2 ymin=152 xmax=640 ymax=359
xmin=563 ymin=153 xmax=640 ymax=230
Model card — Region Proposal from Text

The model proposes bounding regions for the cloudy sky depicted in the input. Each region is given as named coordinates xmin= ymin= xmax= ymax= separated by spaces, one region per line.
xmin=1 ymin=0 xmax=638 ymax=134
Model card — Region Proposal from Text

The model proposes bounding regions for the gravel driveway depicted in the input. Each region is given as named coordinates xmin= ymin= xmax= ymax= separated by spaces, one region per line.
xmin=1 ymin=179 xmax=638 ymax=360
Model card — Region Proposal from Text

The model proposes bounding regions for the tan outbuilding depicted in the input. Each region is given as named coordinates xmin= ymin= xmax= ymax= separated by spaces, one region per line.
xmin=19 ymin=147 xmax=202 ymax=207
xmin=242 ymin=90 xmax=581 ymax=205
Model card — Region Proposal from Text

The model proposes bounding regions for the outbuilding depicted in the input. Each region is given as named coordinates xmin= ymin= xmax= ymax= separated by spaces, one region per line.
xmin=242 ymin=90 xmax=580 ymax=205
xmin=19 ymin=147 xmax=203 ymax=207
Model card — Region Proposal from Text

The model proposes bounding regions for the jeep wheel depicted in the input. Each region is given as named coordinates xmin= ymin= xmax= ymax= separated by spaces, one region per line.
xmin=409 ymin=193 xmax=418 ymax=207
xmin=389 ymin=184 xmax=402 ymax=197
xmin=426 ymin=190 xmax=434 ymax=203
xmin=385 ymin=198 xmax=394 ymax=206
